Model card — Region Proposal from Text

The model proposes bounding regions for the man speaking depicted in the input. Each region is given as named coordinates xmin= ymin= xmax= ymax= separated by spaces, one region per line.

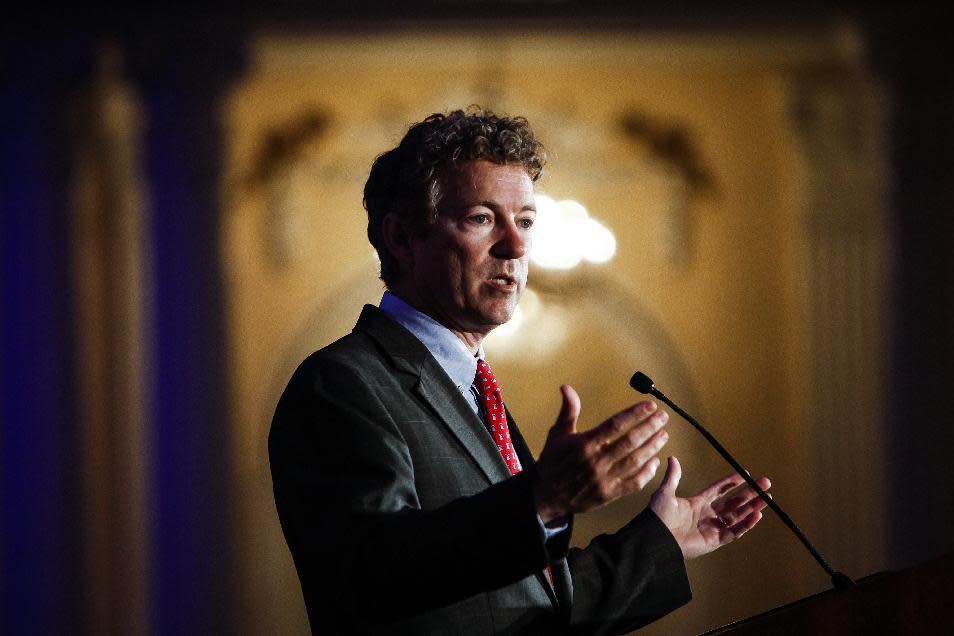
xmin=269 ymin=108 xmax=770 ymax=635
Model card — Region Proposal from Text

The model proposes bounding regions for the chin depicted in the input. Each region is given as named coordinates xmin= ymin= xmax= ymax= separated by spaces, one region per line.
xmin=467 ymin=294 xmax=520 ymax=329
xmin=484 ymin=306 xmax=518 ymax=327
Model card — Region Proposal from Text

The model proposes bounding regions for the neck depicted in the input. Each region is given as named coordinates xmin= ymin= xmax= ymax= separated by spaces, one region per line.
xmin=386 ymin=287 xmax=487 ymax=356
xmin=449 ymin=329 xmax=483 ymax=357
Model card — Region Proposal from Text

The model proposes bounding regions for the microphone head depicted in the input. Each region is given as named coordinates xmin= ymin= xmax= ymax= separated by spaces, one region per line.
xmin=629 ymin=371 xmax=655 ymax=394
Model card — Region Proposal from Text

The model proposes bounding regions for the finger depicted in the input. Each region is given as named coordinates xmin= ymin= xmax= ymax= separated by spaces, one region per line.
xmin=548 ymin=384 xmax=581 ymax=440
xmin=698 ymin=472 xmax=745 ymax=502
xmin=606 ymin=428 xmax=669 ymax=480
xmin=712 ymin=478 xmax=772 ymax=515
xmin=726 ymin=509 xmax=763 ymax=539
xmin=617 ymin=455 xmax=661 ymax=494
xmin=715 ymin=493 xmax=769 ymax=528
xmin=602 ymin=409 xmax=668 ymax=466
xmin=584 ymin=400 xmax=658 ymax=450
xmin=658 ymin=456 xmax=681 ymax=497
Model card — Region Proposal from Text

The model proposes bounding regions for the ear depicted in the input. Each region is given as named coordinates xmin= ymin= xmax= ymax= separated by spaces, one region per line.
xmin=381 ymin=213 xmax=415 ymax=269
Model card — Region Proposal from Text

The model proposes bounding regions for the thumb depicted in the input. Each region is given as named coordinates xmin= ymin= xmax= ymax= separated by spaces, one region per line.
xmin=658 ymin=456 xmax=682 ymax=497
xmin=549 ymin=384 xmax=580 ymax=440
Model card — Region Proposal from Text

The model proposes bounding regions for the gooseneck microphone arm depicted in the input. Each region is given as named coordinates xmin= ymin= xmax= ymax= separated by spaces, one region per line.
xmin=630 ymin=371 xmax=855 ymax=591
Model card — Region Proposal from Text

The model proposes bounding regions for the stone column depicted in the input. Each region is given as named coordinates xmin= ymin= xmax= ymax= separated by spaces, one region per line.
xmin=71 ymin=43 xmax=154 ymax=636
xmin=788 ymin=64 xmax=891 ymax=578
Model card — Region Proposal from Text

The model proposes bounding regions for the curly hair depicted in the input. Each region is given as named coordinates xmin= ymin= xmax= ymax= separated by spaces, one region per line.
xmin=363 ymin=107 xmax=546 ymax=287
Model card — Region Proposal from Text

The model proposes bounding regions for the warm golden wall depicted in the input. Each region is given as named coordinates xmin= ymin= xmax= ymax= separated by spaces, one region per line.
xmin=222 ymin=28 xmax=889 ymax=634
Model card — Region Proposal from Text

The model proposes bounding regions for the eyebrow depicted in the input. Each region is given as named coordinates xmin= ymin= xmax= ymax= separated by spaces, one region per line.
xmin=473 ymin=200 xmax=536 ymax=212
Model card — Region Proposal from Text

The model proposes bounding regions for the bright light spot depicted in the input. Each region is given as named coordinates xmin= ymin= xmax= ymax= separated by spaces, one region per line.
xmin=579 ymin=219 xmax=616 ymax=264
xmin=530 ymin=196 xmax=616 ymax=270
xmin=530 ymin=195 xmax=581 ymax=270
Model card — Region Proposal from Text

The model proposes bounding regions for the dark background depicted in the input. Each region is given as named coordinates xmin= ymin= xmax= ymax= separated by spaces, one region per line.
xmin=3 ymin=3 xmax=952 ymax=633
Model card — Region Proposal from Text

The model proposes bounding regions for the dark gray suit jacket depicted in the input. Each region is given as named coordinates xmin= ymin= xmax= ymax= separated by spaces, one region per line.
xmin=269 ymin=305 xmax=691 ymax=635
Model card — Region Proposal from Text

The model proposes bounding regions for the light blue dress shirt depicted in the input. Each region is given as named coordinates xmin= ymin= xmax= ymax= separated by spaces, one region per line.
xmin=379 ymin=291 xmax=483 ymax=413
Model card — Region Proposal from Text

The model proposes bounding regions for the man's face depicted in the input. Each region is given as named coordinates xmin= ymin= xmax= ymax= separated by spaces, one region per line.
xmin=402 ymin=160 xmax=536 ymax=346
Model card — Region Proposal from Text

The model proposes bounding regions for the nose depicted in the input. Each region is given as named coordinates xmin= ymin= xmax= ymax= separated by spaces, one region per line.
xmin=490 ymin=218 xmax=530 ymax=259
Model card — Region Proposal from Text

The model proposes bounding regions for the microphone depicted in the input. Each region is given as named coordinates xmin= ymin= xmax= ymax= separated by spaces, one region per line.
xmin=630 ymin=371 xmax=855 ymax=591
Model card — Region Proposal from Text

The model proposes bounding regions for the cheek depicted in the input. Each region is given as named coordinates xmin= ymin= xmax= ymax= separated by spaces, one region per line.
xmin=421 ymin=233 xmax=489 ymax=292
xmin=451 ymin=244 xmax=485 ymax=276
xmin=432 ymin=249 xmax=469 ymax=293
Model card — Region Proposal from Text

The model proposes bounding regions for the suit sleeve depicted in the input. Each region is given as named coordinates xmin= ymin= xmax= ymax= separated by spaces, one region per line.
xmin=508 ymin=395 xmax=691 ymax=635
xmin=566 ymin=509 xmax=692 ymax=635
xmin=268 ymin=355 xmax=557 ymax=627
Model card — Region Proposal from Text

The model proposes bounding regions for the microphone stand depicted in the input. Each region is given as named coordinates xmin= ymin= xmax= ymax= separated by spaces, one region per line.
xmin=630 ymin=371 xmax=855 ymax=590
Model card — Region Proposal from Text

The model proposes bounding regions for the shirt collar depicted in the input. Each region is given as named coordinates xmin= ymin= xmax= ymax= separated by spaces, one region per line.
xmin=379 ymin=291 xmax=483 ymax=392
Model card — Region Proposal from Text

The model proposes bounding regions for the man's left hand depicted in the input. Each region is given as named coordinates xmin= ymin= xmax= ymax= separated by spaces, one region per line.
xmin=649 ymin=456 xmax=770 ymax=560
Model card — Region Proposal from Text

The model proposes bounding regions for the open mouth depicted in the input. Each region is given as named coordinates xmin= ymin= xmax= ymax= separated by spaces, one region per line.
xmin=487 ymin=274 xmax=518 ymax=291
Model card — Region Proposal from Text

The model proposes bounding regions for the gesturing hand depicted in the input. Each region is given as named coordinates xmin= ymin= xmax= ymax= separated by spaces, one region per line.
xmin=649 ymin=456 xmax=771 ymax=559
xmin=534 ymin=385 xmax=670 ymax=524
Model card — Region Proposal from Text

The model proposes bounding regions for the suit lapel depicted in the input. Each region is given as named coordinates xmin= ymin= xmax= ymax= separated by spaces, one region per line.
xmin=414 ymin=357 xmax=513 ymax=484
xmin=355 ymin=305 xmax=511 ymax=485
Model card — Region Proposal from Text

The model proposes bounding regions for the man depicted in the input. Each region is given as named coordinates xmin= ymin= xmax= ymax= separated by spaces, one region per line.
xmin=269 ymin=108 xmax=770 ymax=635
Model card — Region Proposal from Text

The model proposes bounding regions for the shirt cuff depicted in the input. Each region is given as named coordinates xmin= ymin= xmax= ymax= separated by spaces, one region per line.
xmin=537 ymin=513 xmax=569 ymax=540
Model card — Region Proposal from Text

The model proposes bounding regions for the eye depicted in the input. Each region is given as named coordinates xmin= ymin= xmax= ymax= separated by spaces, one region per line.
xmin=518 ymin=217 xmax=534 ymax=229
xmin=470 ymin=213 xmax=490 ymax=225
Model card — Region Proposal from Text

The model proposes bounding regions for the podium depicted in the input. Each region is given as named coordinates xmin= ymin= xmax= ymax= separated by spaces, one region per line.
xmin=702 ymin=552 xmax=954 ymax=635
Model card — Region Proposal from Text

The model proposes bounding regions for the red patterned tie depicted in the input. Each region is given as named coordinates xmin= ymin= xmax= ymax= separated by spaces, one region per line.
xmin=475 ymin=359 xmax=553 ymax=587
xmin=475 ymin=359 xmax=521 ymax=474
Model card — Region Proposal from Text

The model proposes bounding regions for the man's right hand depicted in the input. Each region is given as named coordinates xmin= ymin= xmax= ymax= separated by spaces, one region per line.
xmin=533 ymin=385 xmax=669 ymax=524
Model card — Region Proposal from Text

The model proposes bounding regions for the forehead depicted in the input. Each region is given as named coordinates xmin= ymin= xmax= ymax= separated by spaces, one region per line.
xmin=438 ymin=161 xmax=534 ymax=203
